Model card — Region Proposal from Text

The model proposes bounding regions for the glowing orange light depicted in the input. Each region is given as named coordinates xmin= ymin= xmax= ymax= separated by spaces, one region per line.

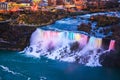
xmin=74 ymin=0 xmax=86 ymax=10
xmin=31 ymin=5 xmax=38 ymax=11
xmin=0 ymin=0 xmax=6 ymax=2
xmin=10 ymin=6 xmax=19 ymax=12
xmin=31 ymin=3 xmax=38 ymax=11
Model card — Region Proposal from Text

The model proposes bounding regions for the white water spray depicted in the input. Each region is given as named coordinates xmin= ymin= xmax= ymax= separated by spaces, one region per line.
xmin=25 ymin=29 xmax=115 ymax=67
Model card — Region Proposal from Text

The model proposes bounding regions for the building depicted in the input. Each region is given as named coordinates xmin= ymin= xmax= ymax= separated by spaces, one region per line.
xmin=74 ymin=0 xmax=87 ymax=10
xmin=32 ymin=0 xmax=41 ymax=3
xmin=0 ymin=0 xmax=7 ymax=12
xmin=48 ymin=0 xmax=87 ymax=10
xmin=0 ymin=0 xmax=32 ymax=13
xmin=56 ymin=0 xmax=64 ymax=5
xmin=87 ymin=0 xmax=119 ymax=9
xmin=64 ymin=0 xmax=74 ymax=4
xmin=48 ymin=0 xmax=64 ymax=6
xmin=39 ymin=0 xmax=48 ymax=7
xmin=0 ymin=2 xmax=8 ymax=12
xmin=48 ymin=0 xmax=56 ymax=6
xmin=64 ymin=0 xmax=75 ymax=9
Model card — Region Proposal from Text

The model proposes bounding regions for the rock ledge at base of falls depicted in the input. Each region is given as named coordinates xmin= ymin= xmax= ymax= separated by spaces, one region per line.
xmin=99 ymin=25 xmax=120 ymax=67
xmin=0 ymin=21 xmax=36 ymax=51
xmin=99 ymin=50 xmax=120 ymax=67
xmin=99 ymin=40 xmax=120 ymax=67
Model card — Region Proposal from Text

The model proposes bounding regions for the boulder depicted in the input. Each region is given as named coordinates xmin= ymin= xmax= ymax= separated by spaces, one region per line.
xmin=77 ymin=22 xmax=92 ymax=33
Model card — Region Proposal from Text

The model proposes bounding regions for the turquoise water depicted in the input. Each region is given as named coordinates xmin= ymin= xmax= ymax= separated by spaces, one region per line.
xmin=0 ymin=50 xmax=120 ymax=80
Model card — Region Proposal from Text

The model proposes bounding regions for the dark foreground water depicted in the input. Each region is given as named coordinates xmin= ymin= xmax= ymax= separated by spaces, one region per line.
xmin=0 ymin=50 xmax=120 ymax=80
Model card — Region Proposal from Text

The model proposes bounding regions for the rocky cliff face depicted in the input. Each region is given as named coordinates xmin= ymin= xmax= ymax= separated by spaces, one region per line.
xmin=100 ymin=50 xmax=120 ymax=67
xmin=0 ymin=22 xmax=36 ymax=51
xmin=99 ymin=25 xmax=120 ymax=67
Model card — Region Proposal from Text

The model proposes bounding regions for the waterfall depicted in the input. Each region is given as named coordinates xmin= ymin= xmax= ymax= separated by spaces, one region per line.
xmin=25 ymin=28 xmax=115 ymax=67
xmin=109 ymin=40 xmax=115 ymax=51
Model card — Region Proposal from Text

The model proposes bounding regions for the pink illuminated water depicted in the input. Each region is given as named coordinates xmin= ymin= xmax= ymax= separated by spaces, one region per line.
xmin=79 ymin=34 xmax=88 ymax=47
xmin=109 ymin=40 xmax=115 ymax=51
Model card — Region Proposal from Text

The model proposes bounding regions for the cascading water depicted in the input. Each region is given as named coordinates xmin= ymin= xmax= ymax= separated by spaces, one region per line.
xmin=24 ymin=12 xmax=120 ymax=67
xmin=24 ymin=28 xmax=115 ymax=67
xmin=109 ymin=40 xmax=115 ymax=51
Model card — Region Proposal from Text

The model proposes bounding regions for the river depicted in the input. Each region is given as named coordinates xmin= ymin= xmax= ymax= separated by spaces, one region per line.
xmin=0 ymin=50 xmax=120 ymax=80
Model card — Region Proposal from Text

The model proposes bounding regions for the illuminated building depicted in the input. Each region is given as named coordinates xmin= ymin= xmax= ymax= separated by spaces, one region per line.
xmin=0 ymin=0 xmax=7 ymax=12
xmin=31 ymin=0 xmax=41 ymax=11
xmin=32 ymin=0 xmax=41 ymax=3
xmin=0 ymin=0 xmax=6 ymax=2
xmin=74 ymin=0 xmax=87 ymax=10
xmin=0 ymin=0 xmax=31 ymax=13
xmin=64 ymin=0 xmax=75 ymax=8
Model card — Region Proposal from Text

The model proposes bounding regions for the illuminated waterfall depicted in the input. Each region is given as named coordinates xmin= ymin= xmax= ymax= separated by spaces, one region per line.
xmin=25 ymin=29 xmax=115 ymax=67
xmin=109 ymin=40 xmax=115 ymax=51
xmin=79 ymin=34 xmax=88 ymax=47
xmin=75 ymin=33 xmax=81 ymax=41
xmin=95 ymin=38 xmax=102 ymax=49
xmin=87 ymin=37 xmax=96 ymax=49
